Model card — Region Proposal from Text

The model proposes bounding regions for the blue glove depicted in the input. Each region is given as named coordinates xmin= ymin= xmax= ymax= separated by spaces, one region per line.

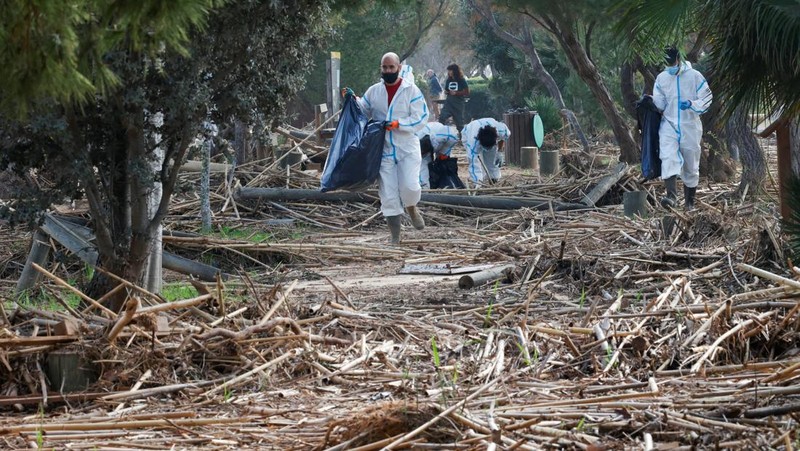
xmin=679 ymin=100 xmax=692 ymax=110
xmin=341 ymin=87 xmax=355 ymax=100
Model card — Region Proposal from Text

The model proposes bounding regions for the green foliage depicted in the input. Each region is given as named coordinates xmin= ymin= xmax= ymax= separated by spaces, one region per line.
xmin=1 ymin=1 xmax=336 ymax=287
xmin=0 ymin=0 xmax=225 ymax=116
xmin=525 ymin=94 xmax=562 ymax=149
xmin=465 ymin=78 xmax=508 ymax=121
xmin=430 ymin=335 xmax=441 ymax=368
xmin=161 ymin=283 xmax=199 ymax=302
xmin=614 ymin=0 xmax=800 ymax=118
xmin=16 ymin=287 xmax=81 ymax=312
xmin=299 ymin=0 xmax=447 ymax=110
xmin=216 ymin=226 xmax=274 ymax=243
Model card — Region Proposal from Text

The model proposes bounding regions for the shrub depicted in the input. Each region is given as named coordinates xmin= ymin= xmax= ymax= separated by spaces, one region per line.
xmin=525 ymin=94 xmax=563 ymax=149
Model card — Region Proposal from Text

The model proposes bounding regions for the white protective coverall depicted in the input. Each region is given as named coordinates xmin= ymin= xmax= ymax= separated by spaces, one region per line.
xmin=461 ymin=118 xmax=510 ymax=185
xmin=415 ymin=122 xmax=459 ymax=189
xmin=400 ymin=64 xmax=415 ymax=85
xmin=358 ymin=77 xmax=428 ymax=217
xmin=653 ymin=61 xmax=712 ymax=188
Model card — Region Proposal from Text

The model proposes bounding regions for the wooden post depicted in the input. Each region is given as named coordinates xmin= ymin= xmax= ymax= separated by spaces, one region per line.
xmin=776 ymin=124 xmax=792 ymax=220
xmin=315 ymin=104 xmax=328 ymax=143
xmin=46 ymin=350 xmax=98 ymax=392
xmin=520 ymin=146 xmax=539 ymax=171
xmin=623 ymin=191 xmax=648 ymax=218
xmin=15 ymin=230 xmax=51 ymax=296
xmin=326 ymin=52 xmax=341 ymax=118
xmin=540 ymin=149 xmax=560 ymax=176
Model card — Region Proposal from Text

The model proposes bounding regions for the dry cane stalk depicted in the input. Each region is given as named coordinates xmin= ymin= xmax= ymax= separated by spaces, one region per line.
xmin=106 ymin=296 xmax=139 ymax=343
xmin=382 ymin=365 xmax=535 ymax=450
xmin=690 ymin=311 xmax=777 ymax=373
xmin=32 ymin=263 xmax=116 ymax=318
xmin=200 ymin=348 xmax=303 ymax=398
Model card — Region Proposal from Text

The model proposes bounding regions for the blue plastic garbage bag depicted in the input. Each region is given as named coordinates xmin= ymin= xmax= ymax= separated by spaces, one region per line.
xmin=320 ymin=97 xmax=386 ymax=192
xmin=636 ymin=95 xmax=662 ymax=180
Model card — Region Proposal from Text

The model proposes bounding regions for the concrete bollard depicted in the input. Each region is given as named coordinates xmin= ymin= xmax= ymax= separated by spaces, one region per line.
xmin=623 ymin=191 xmax=648 ymax=218
xmin=540 ymin=149 xmax=559 ymax=176
xmin=520 ymin=146 xmax=539 ymax=171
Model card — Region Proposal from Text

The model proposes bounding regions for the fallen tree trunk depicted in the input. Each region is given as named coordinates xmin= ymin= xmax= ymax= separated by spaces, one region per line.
xmin=236 ymin=188 xmax=589 ymax=211
xmin=581 ymin=162 xmax=629 ymax=207
xmin=37 ymin=213 xmax=223 ymax=283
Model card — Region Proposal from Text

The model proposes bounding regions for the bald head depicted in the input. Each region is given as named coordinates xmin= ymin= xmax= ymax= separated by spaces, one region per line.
xmin=380 ymin=52 xmax=402 ymax=85
xmin=381 ymin=52 xmax=400 ymax=65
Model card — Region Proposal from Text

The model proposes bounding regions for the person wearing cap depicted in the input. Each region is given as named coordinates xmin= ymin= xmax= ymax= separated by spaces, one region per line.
xmin=653 ymin=46 xmax=713 ymax=210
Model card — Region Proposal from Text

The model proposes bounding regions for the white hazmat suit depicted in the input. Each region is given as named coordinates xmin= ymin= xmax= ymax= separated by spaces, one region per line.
xmin=461 ymin=118 xmax=510 ymax=185
xmin=415 ymin=122 xmax=459 ymax=188
xmin=358 ymin=77 xmax=428 ymax=217
xmin=653 ymin=61 xmax=712 ymax=188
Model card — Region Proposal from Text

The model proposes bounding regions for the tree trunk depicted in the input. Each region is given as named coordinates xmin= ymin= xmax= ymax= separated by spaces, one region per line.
xmin=201 ymin=139 xmax=212 ymax=233
xmin=553 ymin=23 xmax=639 ymax=163
xmin=727 ymin=106 xmax=766 ymax=196
xmin=619 ymin=62 xmax=638 ymax=120
xmin=234 ymin=118 xmax=247 ymax=164
xmin=465 ymin=0 xmax=590 ymax=152
xmin=520 ymin=43 xmax=590 ymax=152
xmin=792 ymin=119 xmax=800 ymax=178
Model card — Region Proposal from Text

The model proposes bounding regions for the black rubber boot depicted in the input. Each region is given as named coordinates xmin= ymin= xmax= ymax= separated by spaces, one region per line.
xmin=405 ymin=205 xmax=425 ymax=230
xmin=684 ymin=185 xmax=697 ymax=211
xmin=386 ymin=215 xmax=402 ymax=244
xmin=660 ymin=175 xmax=678 ymax=209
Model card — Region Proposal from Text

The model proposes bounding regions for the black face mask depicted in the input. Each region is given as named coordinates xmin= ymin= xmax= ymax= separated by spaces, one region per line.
xmin=381 ymin=71 xmax=399 ymax=84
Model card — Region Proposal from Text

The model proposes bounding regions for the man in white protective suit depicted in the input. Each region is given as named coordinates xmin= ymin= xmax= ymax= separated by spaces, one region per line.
xmin=653 ymin=46 xmax=713 ymax=210
xmin=415 ymin=122 xmax=459 ymax=189
xmin=461 ymin=117 xmax=510 ymax=186
xmin=345 ymin=52 xmax=428 ymax=244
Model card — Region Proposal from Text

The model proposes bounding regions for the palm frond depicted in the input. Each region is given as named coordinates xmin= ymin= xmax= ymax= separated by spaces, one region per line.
xmin=610 ymin=0 xmax=699 ymax=64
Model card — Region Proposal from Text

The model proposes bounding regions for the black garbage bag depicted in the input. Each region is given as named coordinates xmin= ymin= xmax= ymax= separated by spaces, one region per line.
xmin=429 ymin=157 xmax=465 ymax=189
xmin=636 ymin=94 xmax=662 ymax=180
xmin=321 ymin=97 xmax=385 ymax=192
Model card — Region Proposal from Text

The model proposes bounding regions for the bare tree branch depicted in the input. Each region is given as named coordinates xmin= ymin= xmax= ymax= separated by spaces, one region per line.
xmin=399 ymin=0 xmax=448 ymax=61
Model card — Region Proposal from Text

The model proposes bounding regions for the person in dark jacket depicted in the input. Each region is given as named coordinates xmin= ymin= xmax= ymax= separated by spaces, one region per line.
xmin=425 ymin=69 xmax=443 ymax=121
xmin=438 ymin=64 xmax=469 ymax=134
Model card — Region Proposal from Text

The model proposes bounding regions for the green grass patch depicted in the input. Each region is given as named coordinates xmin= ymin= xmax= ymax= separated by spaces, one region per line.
xmin=13 ymin=287 xmax=81 ymax=312
xmin=161 ymin=283 xmax=199 ymax=302
xmin=215 ymin=225 xmax=274 ymax=243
